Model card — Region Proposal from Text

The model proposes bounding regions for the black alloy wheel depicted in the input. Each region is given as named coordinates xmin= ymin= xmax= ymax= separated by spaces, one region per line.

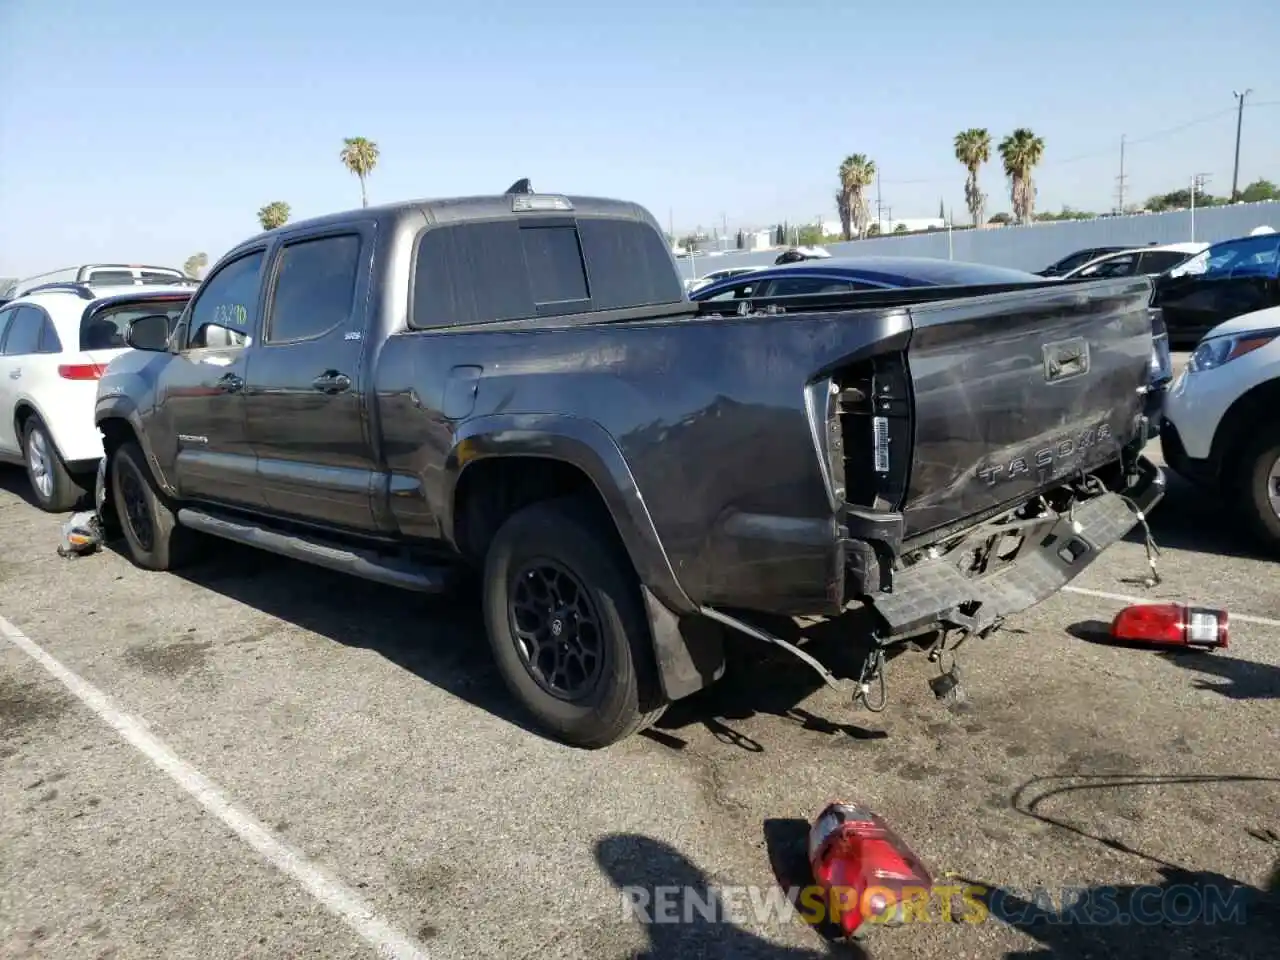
xmin=509 ymin=558 xmax=605 ymax=700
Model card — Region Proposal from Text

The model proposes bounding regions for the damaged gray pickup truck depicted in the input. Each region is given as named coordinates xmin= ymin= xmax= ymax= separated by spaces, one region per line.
xmin=94 ymin=181 xmax=1165 ymax=747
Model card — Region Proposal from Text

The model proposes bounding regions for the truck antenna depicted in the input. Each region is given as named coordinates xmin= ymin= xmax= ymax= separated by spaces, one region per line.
xmin=505 ymin=178 xmax=534 ymax=195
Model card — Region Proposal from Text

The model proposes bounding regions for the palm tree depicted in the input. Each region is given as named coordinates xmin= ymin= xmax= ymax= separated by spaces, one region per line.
xmin=835 ymin=190 xmax=851 ymax=241
xmin=997 ymin=129 xmax=1046 ymax=225
xmin=183 ymin=252 xmax=208 ymax=279
xmin=954 ymin=128 xmax=991 ymax=227
xmin=339 ymin=137 xmax=380 ymax=208
xmin=257 ymin=201 xmax=291 ymax=231
xmin=838 ymin=154 xmax=877 ymax=240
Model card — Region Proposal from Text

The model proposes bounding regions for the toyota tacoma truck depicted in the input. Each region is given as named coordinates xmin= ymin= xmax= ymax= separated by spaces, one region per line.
xmin=94 ymin=181 xmax=1166 ymax=748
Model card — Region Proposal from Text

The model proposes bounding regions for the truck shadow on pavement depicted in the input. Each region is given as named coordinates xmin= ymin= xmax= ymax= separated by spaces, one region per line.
xmin=1067 ymin=620 xmax=1280 ymax=701
xmin=595 ymin=832 xmax=866 ymax=959
xmin=646 ymin=615 xmax=895 ymax=751
xmin=124 ymin=528 xmax=897 ymax=749
xmin=146 ymin=537 xmax=555 ymax=739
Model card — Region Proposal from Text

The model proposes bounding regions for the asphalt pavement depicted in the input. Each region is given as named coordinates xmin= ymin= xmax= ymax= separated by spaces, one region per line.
xmin=2 ymin=426 xmax=1278 ymax=959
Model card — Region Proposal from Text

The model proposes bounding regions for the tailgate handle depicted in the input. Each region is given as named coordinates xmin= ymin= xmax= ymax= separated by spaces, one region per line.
xmin=1042 ymin=338 xmax=1090 ymax=383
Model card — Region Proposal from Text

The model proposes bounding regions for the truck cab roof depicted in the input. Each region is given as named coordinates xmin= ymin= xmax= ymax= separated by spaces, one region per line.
xmin=219 ymin=189 xmax=689 ymax=330
xmin=238 ymin=193 xmax=660 ymax=246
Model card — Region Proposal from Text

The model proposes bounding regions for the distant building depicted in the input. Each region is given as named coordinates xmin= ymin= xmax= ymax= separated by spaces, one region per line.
xmin=740 ymin=229 xmax=774 ymax=252
xmin=877 ymin=217 xmax=946 ymax=234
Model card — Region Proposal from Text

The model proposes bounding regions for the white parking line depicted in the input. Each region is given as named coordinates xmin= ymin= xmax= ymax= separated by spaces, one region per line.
xmin=1063 ymin=585 xmax=1280 ymax=630
xmin=0 ymin=613 xmax=429 ymax=960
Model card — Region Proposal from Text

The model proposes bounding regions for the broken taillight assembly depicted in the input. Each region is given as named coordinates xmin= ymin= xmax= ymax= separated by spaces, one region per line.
xmin=1110 ymin=602 xmax=1228 ymax=650
xmin=808 ymin=802 xmax=933 ymax=937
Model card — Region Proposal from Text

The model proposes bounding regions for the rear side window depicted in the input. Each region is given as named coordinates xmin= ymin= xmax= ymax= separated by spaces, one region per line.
xmin=140 ymin=270 xmax=183 ymax=284
xmin=764 ymin=277 xmax=858 ymax=297
xmin=1077 ymin=253 xmax=1138 ymax=278
xmin=1138 ymin=251 xmax=1194 ymax=274
xmin=0 ymin=306 xmax=17 ymax=343
xmin=1 ymin=306 xmax=44 ymax=355
xmin=411 ymin=217 xmax=682 ymax=328
xmin=82 ymin=299 xmax=189 ymax=351
xmin=266 ymin=234 xmax=362 ymax=343
xmin=38 ymin=316 xmax=62 ymax=353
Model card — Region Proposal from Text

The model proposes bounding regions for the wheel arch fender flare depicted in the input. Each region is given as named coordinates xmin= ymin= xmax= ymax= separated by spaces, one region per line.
xmin=444 ymin=414 xmax=692 ymax=614
xmin=94 ymin=396 xmax=177 ymax=498
xmin=444 ymin=414 xmax=723 ymax=703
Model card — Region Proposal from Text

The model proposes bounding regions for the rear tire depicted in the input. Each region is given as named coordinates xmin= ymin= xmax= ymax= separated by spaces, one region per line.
xmin=482 ymin=496 xmax=667 ymax=748
xmin=111 ymin=441 xmax=199 ymax=571
xmin=1232 ymin=423 xmax=1280 ymax=556
xmin=22 ymin=416 xmax=85 ymax=513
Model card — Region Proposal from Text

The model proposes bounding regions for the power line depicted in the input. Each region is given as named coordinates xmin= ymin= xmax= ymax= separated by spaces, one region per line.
xmin=876 ymin=105 xmax=1245 ymax=186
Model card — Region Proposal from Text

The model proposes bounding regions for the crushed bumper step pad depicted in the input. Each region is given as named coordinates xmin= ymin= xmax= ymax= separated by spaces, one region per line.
xmin=870 ymin=492 xmax=1139 ymax=637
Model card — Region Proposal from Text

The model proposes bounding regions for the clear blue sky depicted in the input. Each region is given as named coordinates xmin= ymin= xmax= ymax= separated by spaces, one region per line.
xmin=1 ymin=0 xmax=1276 ymax=276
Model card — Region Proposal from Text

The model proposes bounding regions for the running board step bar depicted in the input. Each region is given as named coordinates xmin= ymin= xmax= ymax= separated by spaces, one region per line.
xmin=176 ymin=509 xmax=456 ymax=593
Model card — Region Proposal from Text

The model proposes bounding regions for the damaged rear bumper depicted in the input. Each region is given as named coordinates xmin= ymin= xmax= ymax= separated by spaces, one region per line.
xmin=866 ymin=455 xmax=1166 ymax=640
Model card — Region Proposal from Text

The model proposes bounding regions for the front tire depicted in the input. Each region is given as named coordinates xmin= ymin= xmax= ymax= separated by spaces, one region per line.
xmin=1233 ymin=424 xmax=1280 ymax=555
xmin=22 ymin=416 xmax=85 ymax=513
xmin=482 ymin=497 xmax=667 ymax=748
xmin=110 ymin=441 xmax=199 ymax=571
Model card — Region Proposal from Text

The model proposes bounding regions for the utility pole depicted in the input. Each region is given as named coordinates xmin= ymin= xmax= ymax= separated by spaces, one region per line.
xmin=1115 ymin=134 xmax=1128 ymax=214
xmin=1190 ymin=173 xmax=1211 ymax=241
xmin=1231 ymin=89 xmax=1252 ymax=201
xmin=876 ymin=173 xmax=883 ymax=235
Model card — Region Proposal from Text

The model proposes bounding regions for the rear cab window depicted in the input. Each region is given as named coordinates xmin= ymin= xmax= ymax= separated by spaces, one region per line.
xmin=86 ymin=269 xmax=137 ymax=285
xmin=140 ymin=270 xmax=184 ymax=284
xmin=410 ymin=215 xmax=684 ymax=328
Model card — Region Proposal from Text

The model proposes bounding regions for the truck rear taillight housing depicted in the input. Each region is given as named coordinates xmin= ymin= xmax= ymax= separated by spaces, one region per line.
xmin=828 ymin=355 xmax=912 ymax=511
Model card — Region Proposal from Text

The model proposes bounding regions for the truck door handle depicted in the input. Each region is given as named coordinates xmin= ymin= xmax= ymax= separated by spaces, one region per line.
xmin=216 ymin=372 xmax=244 ymax=393
xmin=312 ymin=371 xmax=352 ymax=394
xmin=7 ymin=368 xmax=19 ymax=380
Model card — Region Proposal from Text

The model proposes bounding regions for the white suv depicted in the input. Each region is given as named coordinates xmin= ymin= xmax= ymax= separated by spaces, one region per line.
xmin=1161 ymin=304 xmax=1280 ymax=553
xmin=0 ymin=283 xmax=194 ymax=511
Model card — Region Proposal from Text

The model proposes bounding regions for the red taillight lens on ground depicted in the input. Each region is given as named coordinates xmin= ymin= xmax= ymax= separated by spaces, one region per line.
xmin=808 ymin=802 xmax=933 ymax=937
xmin=1111 ymin=603 xmax=1228 ymax=650
xmin=58 ymin=363 xmax=108 ymax=380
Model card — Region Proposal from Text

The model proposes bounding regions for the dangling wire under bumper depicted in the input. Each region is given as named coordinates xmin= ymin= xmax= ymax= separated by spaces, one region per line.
xmin=698 ymin=606 xmax=845 ymax=691
xmin=698 ymin=605 xmax=895 ymax=712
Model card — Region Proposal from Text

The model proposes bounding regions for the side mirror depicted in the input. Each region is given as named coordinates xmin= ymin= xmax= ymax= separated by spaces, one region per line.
xmin=125 ymin=314 xmax=172 ymax=352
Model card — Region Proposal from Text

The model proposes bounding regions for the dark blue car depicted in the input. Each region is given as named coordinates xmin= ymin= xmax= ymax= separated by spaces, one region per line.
xmin=690 ymin=255 xmax=1171 ymax=437
xmin=687 ymin=256 xmax=1043 ymax=302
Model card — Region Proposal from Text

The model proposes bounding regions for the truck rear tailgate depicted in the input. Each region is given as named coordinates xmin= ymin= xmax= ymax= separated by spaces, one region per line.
xmin=901 ymin=277 xmax=1154 ymax=539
